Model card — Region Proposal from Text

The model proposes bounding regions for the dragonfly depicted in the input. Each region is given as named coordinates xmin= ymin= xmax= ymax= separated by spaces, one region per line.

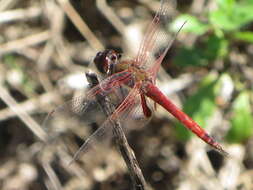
xmin=43 ymin=0 xmax=227 ymax=163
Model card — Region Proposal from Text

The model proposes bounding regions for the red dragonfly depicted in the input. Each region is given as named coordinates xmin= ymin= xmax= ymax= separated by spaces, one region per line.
xmin=43 ymin=0 xmax=227 ymax=162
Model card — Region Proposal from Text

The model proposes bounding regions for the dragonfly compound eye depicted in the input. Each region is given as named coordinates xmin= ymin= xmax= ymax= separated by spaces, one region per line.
xmin=94 ymin=50 xmax=120 ymax=74
xmin=105 ymin=50 xmax=122 ymax=75
xmin=94 ymin=50 xmax=111 ymax=74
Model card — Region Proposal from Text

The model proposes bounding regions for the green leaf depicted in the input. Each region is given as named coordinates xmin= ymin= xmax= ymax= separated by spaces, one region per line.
xmin=235 ymin=4 xmax=253 ymax=26
xmin=226 ymin=91 xmax=253 ymax=143
xmin=216 ymin=0 xmax=235 ymax=11
xmin=209 ymin=2 xmax=253 ymax=31
xmin=171 ymin=14 xmax=209 ymax=35
xmin=175 ymin=74 xmax=219 ymax=141
xmin=245 ymin=0 xmax=253 ymax=4
xmin=233 ymin=31 xmax=253 ymax=43
xmin=204 ymin=35 xmax=228 ymax=60
xmin=209 ymin=10 xmax=234 ymax=30
xmin=174 ymin=47 xmax=208 ymax=67
xmin=174 ymin=35 xmax=228 ymax=67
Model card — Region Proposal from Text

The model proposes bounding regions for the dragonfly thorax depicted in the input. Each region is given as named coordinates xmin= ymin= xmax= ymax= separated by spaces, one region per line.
xmin=128 ymin=65 xmax=150 ymax=82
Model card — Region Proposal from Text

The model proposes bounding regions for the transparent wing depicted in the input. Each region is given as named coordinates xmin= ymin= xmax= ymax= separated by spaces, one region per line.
xmin=135 ymin=0 xmax=185 ymax=80
xmin=42 ymin=71 xmax=134 ymax=154
xmin=135 ymin=0 xmax=171 ymax=69
xmin=42 ymin=72 xmax=152 ymax=166
xmin=69 ymin=83 xmax=152 ymax=163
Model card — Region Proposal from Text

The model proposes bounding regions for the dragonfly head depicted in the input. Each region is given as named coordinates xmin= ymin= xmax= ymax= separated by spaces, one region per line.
xmin=94 ymin=50 xmax=122 ymax=75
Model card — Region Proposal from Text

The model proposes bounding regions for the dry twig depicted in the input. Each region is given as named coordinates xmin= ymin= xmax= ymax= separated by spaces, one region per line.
xmin=0 ymin=31 xmax=50 ymax=55
xmin=85 ymin=72 xmax=149 ymax=190
xmin=57 ymin=0 xmax=104 ymax=51
xmin=0 ymin=91 xmax=60 ymax=121
xmin=0 ymin=7 xmax=42 ymax=23
xmin=0 ymin=83 xmax=47 ymax=141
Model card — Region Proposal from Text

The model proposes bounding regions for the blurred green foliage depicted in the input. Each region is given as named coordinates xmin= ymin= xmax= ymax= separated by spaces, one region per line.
xmin=171 ymin=0 xmax=253 ymax=66
xmin=171 ymin=0 xmax=253 ymax=143
xmin=3 ymin=55 xmax=36 ymax=95
xmin=226 ymin=91 xmax=253 ymax=143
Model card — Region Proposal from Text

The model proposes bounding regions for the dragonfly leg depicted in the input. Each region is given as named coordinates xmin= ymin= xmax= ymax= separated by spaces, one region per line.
xmin=140 ymin=93 xmax=152 ymax=118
